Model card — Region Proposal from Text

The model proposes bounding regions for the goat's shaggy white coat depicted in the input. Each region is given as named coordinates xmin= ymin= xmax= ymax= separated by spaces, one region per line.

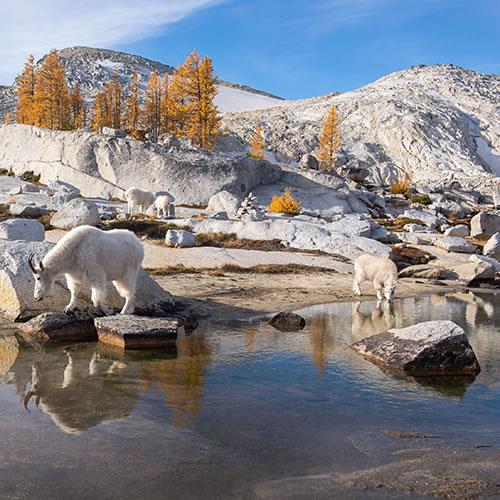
xmin=31 ymin=225 xmax=144 ymax=314
xmin=155 ymin=195 xmax=171 ymax=218
xmin=125 ymin=187 xmax=156 ymax=214
xmin=353 ymin=253 xmax=398 ymax=301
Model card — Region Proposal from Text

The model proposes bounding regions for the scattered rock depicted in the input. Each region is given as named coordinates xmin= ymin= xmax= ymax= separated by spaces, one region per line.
xmin=470 ymin=211 xmax=500 ymax=240
xmin=469 ymin=254 xmax=500 ymax=272
xmin=450 ymin=260 xmax=496 ymax=285
xmin=95 ymin=315 xmax=181 ymax=349
xmin=351 ymin=320 xmax=481 ymax=375
xmin=101 ymin=127 xmax=127 ymax=138
xmin=9 ymin=203 xmax=48 ymax=218
xmin=398 ymin=233 xmax=428 ymax=245
xmin=434 ymin=237 xmax=476 ymax=253
xmin=398 ymin=264 xmax=454 ymax=280
xmin=299 ymin=154 xmax=319 ymax=170
xmin=444 ymin=224 xmax=469 ymax=237
xmin=0 ymin=218 xmax=44 ymax=241
xmin=50 ymin=198 xmax=100 ymax=229
xmin=18 ymin=312 xmax=98 ymax=343
xmin=50 ymin=189 xmax=80 ymax=207
xmin=268 ymin=311 xmax=306 ymax=332
xmin=404 ymin=223 xmax=437 ymax=233
xmin=165 ymin=229 xmax=196 ymax=248
xmin=47 ymin=180 xmax=81 ymax=196
xmin=483 ymin=232 xmax=500 ymax=261
xmin=403 ymin=209 xmax=442 ymax=228
xmin=209 ymin=211 xmax=229 ymax=220
xmin=207 ymin=190 xmax=242 ymax=217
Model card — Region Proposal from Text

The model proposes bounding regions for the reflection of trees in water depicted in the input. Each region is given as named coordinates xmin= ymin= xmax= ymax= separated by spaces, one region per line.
xmin=138 ymin=334 xmax=211 ymax=427
xmin=0 ymin=335 xmax=19 ymax=384
xmin=308 ymin=315 xmax=334 ymax=374
xmin=244 ymin=326 xmax=257 ymax=353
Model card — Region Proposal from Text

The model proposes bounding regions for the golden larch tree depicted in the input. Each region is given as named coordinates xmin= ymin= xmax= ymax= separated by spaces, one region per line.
xmin=160 ymin=73 xmax=174 ymax=134
xmin=16 ymin=55 xmax=37 ymax=125
xmin=70 ymin=83 xmax=86 ymax=129
xmin=125 ymin=71 xmax=140 ymax=133
xmin=143 ymin=71 xmax=163 ymax=135
xmin=249 ymin=124 xmax=265 ymax=159
xmin=107 ymin=71 xmax=122 ymax=129
xmin=32 ymin=49 xmax=71 ymax=130
xmin=92 ymin=89 xmax=112 ymax=132
xmin=317 ymin=104 xmax=341 ymax=172
xmin=4 ymin=113 xmax=11 ymax=125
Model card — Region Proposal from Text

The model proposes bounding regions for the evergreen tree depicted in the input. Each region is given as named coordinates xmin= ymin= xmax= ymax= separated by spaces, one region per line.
xmin=143 ymin=71 xmax=162 ymax=135
xmin=125 ymin=71 xmax=140 ymax=133
xmin=70 ymin=83 xmax=86 ymax=129
xmin=317 ymin=104 xmax=341 ymax=172
xmin=16 ymin=55 xmax=37 ymax=125
xmin=249 ymin=124 xmax=265 ymax=159
xmin=32 ymin=50 xmax=71 ymax=130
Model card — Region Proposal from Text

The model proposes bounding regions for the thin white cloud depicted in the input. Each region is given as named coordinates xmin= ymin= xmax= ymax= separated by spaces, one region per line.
xmin=0 ymin=0 xmax=222 ymax=84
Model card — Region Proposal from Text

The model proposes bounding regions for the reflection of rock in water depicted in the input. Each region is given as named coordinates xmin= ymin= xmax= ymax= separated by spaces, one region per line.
xmin=14 ymin=345 xmax=138 ymax=434
xmin=139 ymin=334 xmax=211 ymax=427
xmin=351 ymin=301 xmax=396 ymax=340
xmin=308 ymin=315 xmax=334 ymax=374
xmin=0 ymin=335 xmax=19 ymax=383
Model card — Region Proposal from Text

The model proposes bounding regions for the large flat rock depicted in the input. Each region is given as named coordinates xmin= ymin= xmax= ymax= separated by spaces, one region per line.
xmin=0 ymin=239 xmax=174 ymax=320
xmin=95 ymin=315 xmax=181 ymax=349
xmin=351 ymin=320 xmax=481 ymax=375
xmin=18 ymin=312 xmax=97 ymax=343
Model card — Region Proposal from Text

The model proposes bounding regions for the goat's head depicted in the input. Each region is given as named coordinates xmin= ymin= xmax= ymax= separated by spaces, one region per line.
xmin=28 ymin=253 xmax=54 ymax=301
xmin=383 ymin=279 xmax=398 ymax=301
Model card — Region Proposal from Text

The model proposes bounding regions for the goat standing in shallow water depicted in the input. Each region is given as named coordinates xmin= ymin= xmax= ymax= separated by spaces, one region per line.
xmin=29 ymin=225 xmax=144 ymax=315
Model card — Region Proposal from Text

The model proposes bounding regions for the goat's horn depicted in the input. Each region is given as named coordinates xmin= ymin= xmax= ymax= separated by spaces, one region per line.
xmin=23 ymin=390 xmax=35 ymax=411
xmin=39 ymin=259 xmax=44 ymax=271
xmin=28 ymin=253 xmax=38 ymax=274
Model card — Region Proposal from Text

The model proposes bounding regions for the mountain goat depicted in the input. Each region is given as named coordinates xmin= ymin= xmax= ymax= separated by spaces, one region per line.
xmin=155 ymin=195 xmax=173 ymax=218
xmin=125 ymin=187 xmax=156 ymax=215
xmin=28 ymin=225 xmax=144 ymax=315
xmin=353 ymin=253 xmax=398 ymax=301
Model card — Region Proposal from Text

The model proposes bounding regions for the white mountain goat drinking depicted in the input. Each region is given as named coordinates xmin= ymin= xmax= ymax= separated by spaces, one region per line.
xmin=353 ymin=253 xmax=398 ymax=301
xmin=125 ymin=187 xmax=156 ymax=215
xmin=28 ymin=225 xmax=144 ymax=314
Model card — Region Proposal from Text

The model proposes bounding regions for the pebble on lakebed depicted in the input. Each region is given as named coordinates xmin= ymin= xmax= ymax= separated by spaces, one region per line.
xmin=268 ymin=311 xmax=306 ymax=332
xmin=351 ymin=320 xmax=481 ymax=376
xmin=94 ymin=315 xmax=182 ymax=349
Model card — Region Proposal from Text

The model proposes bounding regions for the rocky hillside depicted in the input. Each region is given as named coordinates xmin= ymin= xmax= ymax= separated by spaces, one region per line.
xmin=0 ymin=46 xmax=284 ymax=117
xmin=223 ymin=64 xmax=500 ymax=192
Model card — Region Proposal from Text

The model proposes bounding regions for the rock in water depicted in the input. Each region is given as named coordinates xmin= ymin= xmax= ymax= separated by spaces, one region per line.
xmin=19 ymin=312 xmax=98 ymax=343
xmin=268 ymin=311 xmax=306 ymax=332
xmin=351 ymin=320 xmax=481 ymax=375
xmin=50 ymin=198 xmax=100 ymax=229
xmin=95 ymin=315 xmax=181 ymax=349
xmin=0 ymin=218 xmax=45 ymax=241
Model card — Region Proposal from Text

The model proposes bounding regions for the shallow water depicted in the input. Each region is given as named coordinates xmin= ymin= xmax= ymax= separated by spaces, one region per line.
xmin=0 ymin=291 xmax=499 ymax=499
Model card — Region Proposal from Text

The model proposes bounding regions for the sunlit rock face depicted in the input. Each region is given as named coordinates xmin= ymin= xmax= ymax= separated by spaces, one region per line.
xmin=223 ymin=65 xmax=500 ymax=193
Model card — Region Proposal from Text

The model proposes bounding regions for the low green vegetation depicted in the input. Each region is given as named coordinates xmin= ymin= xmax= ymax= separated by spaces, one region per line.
xmin=411 ymin=194 xmax=432 ymax=205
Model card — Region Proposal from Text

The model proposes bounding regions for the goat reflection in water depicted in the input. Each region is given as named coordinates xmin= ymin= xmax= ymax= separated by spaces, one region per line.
xmin=19 ymin=334 xmax=211 ymax=433
xmin=351 ymin=300 xmax=400 ymax=340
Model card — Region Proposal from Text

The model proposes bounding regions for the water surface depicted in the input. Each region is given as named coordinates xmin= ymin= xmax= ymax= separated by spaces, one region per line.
xmin=0 ymin=291 xmax=499 ymax=499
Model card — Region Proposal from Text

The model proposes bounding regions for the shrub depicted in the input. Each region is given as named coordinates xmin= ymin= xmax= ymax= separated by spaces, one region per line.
xmin=20 ymin=170 xmax=41 ymax=183
xmin=268 ymin=187 xmax=302 ymax=215
xmin=0 ymin=168 xmax=9 ymax=176
xmin=390 ymin=175 xmax=412 ymax=198
xmin=411 ymin=194 xmax=432 ymax=205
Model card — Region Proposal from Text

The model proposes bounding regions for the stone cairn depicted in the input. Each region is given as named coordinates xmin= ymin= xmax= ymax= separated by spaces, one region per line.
xmin=236 ymin=192 xmax=265 ymax=222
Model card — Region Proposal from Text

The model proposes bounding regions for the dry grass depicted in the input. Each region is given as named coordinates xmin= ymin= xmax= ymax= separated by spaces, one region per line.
xmin=177 ymin=203 xmax=208 ymax=210
xmin=147 ymin=263 xmax=337 ymax=276
xmin=100 ymin=218 xmax=192 ymax=239
xmin=374 ymin=217 xmax=425 ymax=232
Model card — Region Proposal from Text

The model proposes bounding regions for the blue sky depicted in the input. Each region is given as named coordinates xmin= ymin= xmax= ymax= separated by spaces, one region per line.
xmin=2 ymin=0 xmax=499 ymax=98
